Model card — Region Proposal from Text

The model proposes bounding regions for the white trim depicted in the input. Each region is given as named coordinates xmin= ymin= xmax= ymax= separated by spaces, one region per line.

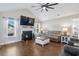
xmin=0 ymin=40 xmax=21 ymax=45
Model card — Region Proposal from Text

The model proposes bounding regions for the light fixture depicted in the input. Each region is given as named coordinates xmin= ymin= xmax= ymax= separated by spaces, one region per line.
xmin=63 ymin=27 xmax=68 ymax=32
xmin=62 ymin=27 xmax=68 ymax=35
xmin=43 ymin=7 xmax=46 ymax=10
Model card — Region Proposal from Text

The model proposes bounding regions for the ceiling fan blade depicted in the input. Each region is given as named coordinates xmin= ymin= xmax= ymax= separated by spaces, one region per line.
xmin=41 ymin=9 xmax=43 ymax=12
xmin=47 ymin=3 xmax=49 ymax=4
xmin=48 ymin=3 xmax=58 ymax=6
xmin=45 ymin=3 xmax=50 ymax=5
xmin=47 ymin=7 xmax=54 ymax=9
xmin=45 ymin=8 xmax=48 ymax=12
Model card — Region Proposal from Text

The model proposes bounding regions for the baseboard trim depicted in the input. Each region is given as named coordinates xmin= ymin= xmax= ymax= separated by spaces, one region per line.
xmin=0 ymin=40 xmax=22 ymax=45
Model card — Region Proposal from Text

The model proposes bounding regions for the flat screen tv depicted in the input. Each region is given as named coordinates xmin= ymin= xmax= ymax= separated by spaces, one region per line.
xmin=28 ymin=18 xmax=35 ymax=26
xmin=20 ymin=16 xmax=35 ymax=26
xmin=20 ymin=16 xmax=29 ymax=25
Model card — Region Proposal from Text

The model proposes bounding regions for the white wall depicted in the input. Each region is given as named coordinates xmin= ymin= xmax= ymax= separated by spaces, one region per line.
xmin=42 ymin=14 xmax=79 ymax=32
xmin=42 ymin=20 xmax=62 ymax=31
xmin=0 ymin=9 xmax=40 ymax=45
xmin=0 ymin=18 xmax=3 ymax=43
xmin=0 ymin=18 xmax=20 ymax=44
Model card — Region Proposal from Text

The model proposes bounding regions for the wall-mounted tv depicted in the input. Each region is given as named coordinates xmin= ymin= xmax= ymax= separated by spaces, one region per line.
xmin=28 ymin=18 xmax=35 ymax=26
xmin=20 ymin=16 xmax=35 ymax=26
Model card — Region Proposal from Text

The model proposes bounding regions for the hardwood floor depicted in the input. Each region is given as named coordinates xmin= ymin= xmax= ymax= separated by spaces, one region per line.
xmin=0 ymin=40 xmax=64 ymax=56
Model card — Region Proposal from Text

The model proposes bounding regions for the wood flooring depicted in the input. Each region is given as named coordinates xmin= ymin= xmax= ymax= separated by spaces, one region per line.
xmin=0 ymin=40 xmax=64 ymax=56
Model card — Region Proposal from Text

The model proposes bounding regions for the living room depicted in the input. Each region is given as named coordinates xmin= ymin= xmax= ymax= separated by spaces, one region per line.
xmin=0 ymin=3 xmax=79 ymax=56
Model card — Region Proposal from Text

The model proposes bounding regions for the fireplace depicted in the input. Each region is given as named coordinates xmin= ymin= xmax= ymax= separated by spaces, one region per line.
xmin=22 ymin=31 xmax=32 ymax=41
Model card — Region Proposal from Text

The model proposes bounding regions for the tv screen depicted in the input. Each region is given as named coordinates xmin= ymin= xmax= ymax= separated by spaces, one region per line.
xmin=28 ymin=18 xmax=35 ymax=26
xmin=20 ymin=16 xmax=35 ymax=26
xmin=20 ymin=16 xmax=29 ymax=25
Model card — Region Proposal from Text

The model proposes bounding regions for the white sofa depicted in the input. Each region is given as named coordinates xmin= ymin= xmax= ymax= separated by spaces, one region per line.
xmin=35 ymin=36 xmax=50 ymax=47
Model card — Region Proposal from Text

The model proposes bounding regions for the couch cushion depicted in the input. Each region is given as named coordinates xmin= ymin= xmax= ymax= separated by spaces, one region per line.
xmin=64 ymin=45 xmax=79 ymax=56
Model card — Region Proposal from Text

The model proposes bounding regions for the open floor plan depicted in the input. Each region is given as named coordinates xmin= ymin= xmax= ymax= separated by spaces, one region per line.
xmin=0 ymin=3 xmax=79 ymax=56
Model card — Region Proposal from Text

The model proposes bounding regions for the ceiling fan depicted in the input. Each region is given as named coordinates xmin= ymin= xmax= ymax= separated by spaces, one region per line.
xmin=32 ymin=3 xmax=58 ymax=12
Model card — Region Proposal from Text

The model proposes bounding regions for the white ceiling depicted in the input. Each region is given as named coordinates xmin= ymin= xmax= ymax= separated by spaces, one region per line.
xmin=0 ymin=3 xmax=79 ymax=21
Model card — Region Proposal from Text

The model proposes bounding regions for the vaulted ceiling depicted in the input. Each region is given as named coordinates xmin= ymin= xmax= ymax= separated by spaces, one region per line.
xmin=0 ymin=3 xmax=79 ymax=21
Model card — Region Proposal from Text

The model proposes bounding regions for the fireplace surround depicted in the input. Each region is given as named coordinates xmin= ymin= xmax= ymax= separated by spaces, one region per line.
xmin=22 ymin=31 xmax=32 ymax=41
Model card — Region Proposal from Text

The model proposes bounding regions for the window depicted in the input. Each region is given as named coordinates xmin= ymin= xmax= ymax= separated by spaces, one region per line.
xmin=7 ymin=18 xmax=16 ymax=37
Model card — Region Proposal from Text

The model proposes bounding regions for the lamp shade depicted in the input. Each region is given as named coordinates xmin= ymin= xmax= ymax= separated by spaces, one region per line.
xmin=63 ymin=27 xmax=68 ymax=32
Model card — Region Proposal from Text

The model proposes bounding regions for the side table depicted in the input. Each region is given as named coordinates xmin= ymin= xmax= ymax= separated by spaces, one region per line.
xmin=61 ymin=35 xmax=70 ymax=44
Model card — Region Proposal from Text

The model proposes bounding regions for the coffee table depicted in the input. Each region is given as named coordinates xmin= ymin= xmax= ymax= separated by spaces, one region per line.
xmin=35 ymin=36 xmax=50 ymax=47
